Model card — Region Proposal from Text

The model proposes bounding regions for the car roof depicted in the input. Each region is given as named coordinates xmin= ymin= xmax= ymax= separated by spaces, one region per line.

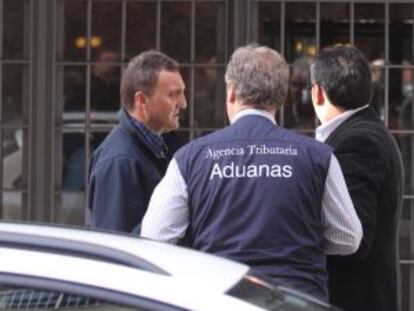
xmin=0 ymin=222 xmax=249 ymax=292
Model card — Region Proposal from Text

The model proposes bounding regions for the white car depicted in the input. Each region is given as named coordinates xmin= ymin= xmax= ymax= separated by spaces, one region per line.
xmin=0 ymin=222 xmax=341 ymax=310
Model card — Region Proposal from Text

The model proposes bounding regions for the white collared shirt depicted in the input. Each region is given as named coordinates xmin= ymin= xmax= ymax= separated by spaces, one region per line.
xmin=315 ymin=105 xmax=369 ymax=142
xmin=231 ymin=108 xmax=276 ymax=125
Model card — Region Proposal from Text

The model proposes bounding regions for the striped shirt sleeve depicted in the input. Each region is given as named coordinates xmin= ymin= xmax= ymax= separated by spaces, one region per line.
xmin=322 ymin=155 xmax=363 ymax=255
xmin=140 ymin=158 xmax=189 ymax=244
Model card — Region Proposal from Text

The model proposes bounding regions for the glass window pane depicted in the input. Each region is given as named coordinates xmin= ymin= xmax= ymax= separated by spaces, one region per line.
xmin=284 ymin=61 xmax=315 ymax=130
xmin=91 ymin=130 xmax=111 ymax=154
xmin=194 ymin=67 xmax=226 ymax=128
xmin=58 ymin=191 xmax=85 ymax=225
xmin=3 ymin=0 xmax=24 ymax=60
xmin=172 ymin=130 xmax=190 ymax=147
xmin=285 ymin=2 xmax=316 ymax=63
xmin=400 ymin=263 xmax=414 ymax=311
xmin=2 ymin=65 xmax=24 ymax=126
xmin=390 ymin=3 xmax=414 ymax=65
xmin=91 ymin=1 xmax=122 ymax=60
xmin=354 ymin=3 xmax=385 ymax=62
xmin=90 ymin=62 xmax=121 ymax=112
xmin=62 ymin=131 xmax=85 ymax=191
xmin=195 ymin=2 xmax=226 ymax=63
xmin=394 ymin=134 xmax=414 ymax=196
xmin=321 ymin=2 xmax=350 ymax=48
xmin=64 ymin=66 xmax=86 ymax=112
xmin=1 ymin=191 xmax=23 ymax=220
xmin=126 ymin=2 xmax=157 ymax=60
xmin=255 ymin=2 xmax=281 ymax=51
xmin=161 ymin=2 xmax=191 ymax=63
xmin=389 ymin=68 xmax=414 ymax=130
xmin=2 ymin=128 xmax=24 ymax=190
xmin=63 ymin=0 xmax=87 ymax=61
xmin=399 ymin=199 xmax=413 ymax=259
xmin=370 ymin=64 xmax=385 ymax=120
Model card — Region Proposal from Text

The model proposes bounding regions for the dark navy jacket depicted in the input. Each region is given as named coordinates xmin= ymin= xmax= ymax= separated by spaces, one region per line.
xmin=175 ymin=114 xmax=332 ymax=300
xmin=86 ymin=109 xmax=173 ymax=233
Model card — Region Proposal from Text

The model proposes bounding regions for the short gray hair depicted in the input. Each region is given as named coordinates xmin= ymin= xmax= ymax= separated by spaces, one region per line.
xmin=225 ymin=44 xmax=289 ymax=109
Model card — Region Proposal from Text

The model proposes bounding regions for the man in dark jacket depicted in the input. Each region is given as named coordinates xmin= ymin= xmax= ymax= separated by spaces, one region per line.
xmin=311 ymin=44 xmax=404 ymax=311
xmin=86 ymin=50 xmax=187 ymax=233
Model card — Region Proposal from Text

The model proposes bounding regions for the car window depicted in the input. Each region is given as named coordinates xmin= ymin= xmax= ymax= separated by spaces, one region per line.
xmin=0 ymin=287 xmax=134 ymax=310
xmin=226 ymin=274 xmax=341 ymax=311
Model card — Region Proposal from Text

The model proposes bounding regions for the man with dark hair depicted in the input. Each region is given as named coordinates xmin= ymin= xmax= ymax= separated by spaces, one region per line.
xmin=141 ymin=44 xmax=362 ymax=301
xmin=310 ymin=44 xmax=404 ymax=311
xmin=86 ymin=50 xmax=187 ymax=233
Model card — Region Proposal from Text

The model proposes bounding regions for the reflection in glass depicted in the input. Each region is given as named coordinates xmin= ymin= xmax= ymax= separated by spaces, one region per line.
xmin=369 ymin=62 xmax=385 ymax=120
xmin=3 ymin=0 xmax=24 ymax=60
xmin=2 ymin=65 xmax=24 ymax=125
xmin=390 ymin=3 xmax=414 ymax=64
xmin=63 ymin=0 xmax=87 ymax=61
xmin=283 ymin=60 xmax=315 ymax=130
xmin=256 ymin=2 xmax=281 ymax=51
xmin=400 ymin=264 xmax=414 ymax=311
xmin=2 ymin=128 xmax=24 ymax=190
xmin=91 ymin=130 xmax=111 ymax=157
xmin=389 ymin=69 xmax=414 ymax=130
xmin=161 ymin=2 xmax=191 ymax=62
xmin=399 ymin=199 xmax=413 ymax=260
xmin=194 ymin=67 xmax=226 ymax=128
xmin=285 ymin=2 xmax=316 ymax=63
xmin=91 ymin=1 xmax=121 ymax=60
xmin=1 ymin=192 xmax=23 ymax=220
xmin=320 ymin=3 xmax=350 ymax=48
xmin=89 ymin=58 xmax=120 ymax=112
xmin=354 ymin=3 xmax=385 ymax=62
xmin=174 ymin=131 xmax=190 ymax=146
xmin=195 ymin=2 xmax=226 ymax=63
xmin=62 ymin=131 xmax=85 ymax=191
xmin=193 ymin=130 xmax=214 ymax=139
xmin=394 ymin=134 xmax=414 ymax=197
xmin=126 ymin=2 xmax=157 ymax=60
xmin=57 ymin=192 xmax=85 ymax=225
xmin=64 ymin=66 xmax=86 ymax=112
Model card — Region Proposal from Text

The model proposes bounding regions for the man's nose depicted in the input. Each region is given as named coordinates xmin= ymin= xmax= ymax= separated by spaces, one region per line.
xmin=180 ymin=95 xmax=187 ymax=110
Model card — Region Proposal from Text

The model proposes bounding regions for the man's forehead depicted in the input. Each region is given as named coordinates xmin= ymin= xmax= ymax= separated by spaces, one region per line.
xmin=157 ymin=70 xmax=185 ymax=86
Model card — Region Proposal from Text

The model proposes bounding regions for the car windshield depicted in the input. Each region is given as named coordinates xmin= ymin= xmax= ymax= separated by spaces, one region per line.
xmin=226 ymin=272 xmax=341 ymax=311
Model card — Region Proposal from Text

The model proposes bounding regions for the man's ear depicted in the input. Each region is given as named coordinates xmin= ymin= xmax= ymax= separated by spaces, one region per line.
xmin=228 ymin=85 xmax=236 ymax=104
xmin=312 ymin=84 xmax=325 ymax=106
xmin=134 ymin=91 xmax=147 ymax=111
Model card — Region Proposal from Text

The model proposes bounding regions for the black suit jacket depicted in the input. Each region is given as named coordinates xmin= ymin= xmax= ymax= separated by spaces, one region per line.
xmin=325 ymin=107 xmax=404 ymax=311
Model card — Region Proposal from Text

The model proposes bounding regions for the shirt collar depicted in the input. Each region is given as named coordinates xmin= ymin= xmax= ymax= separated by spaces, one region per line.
xmin=231 ymin=108 xmax=276 ymax=125
xmin=130 ymin=117 xmax=168 ymax=158
xmin=315 ymin=105 xmax=369 ymax=142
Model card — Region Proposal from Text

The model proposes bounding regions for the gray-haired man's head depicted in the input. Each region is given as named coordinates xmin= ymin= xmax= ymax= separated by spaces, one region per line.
xmin=225 ymin=44 xmax=289 ymax=110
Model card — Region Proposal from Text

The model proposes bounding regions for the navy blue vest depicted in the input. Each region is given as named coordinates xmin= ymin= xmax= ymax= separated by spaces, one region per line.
xmin=175 ymin=115 xmax=332 ymax=300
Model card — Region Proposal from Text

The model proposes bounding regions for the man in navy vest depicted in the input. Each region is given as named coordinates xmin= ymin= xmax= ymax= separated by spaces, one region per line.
xmin=141 ymin=44 xmax=362 ymax=301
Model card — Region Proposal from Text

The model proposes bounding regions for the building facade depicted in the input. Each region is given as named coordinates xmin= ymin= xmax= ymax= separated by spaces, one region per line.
xmin=1 ymin=0 xmax=414 ymax=309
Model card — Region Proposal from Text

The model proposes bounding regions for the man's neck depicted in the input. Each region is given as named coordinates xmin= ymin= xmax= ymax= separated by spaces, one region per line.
xmin=319 ymin=102 xmax=346 ymax=124
xmin=229 ymin=102 xmax=275 ymax=123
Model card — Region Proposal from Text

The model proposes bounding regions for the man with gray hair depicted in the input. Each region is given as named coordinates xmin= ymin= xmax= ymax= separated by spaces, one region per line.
xmin=141 ymin=44 xmax=362 ymax=301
